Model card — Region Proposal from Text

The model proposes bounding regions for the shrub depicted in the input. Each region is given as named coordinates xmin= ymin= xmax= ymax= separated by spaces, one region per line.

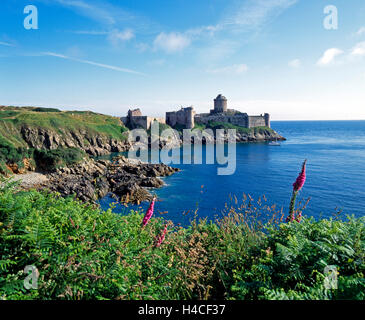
xmin=0 ymin=180 xmax=364 ymax=300
xmin=33 ymin=148 xmax=85 ymax=171
xmin=33 ymin=108 xmax=61 ymax=113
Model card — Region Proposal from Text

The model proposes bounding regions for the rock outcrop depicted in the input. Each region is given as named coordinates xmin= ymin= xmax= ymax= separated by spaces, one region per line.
xmin=20 ymin=126 xmax=131 ymax=156
xmin=42 ymin=156 xmax=179 ymax=204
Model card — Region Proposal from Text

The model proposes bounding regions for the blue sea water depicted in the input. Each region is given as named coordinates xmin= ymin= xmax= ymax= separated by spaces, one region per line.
xmin=99 ymin=121 xmax=365 ymax=225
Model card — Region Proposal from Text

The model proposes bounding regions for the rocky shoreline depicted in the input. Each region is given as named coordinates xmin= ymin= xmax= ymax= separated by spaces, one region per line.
xmin=42 ymin=156 xmax=179 ymax=204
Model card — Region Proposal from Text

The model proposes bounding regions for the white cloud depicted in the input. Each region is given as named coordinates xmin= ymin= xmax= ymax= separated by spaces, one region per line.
xmin=208 ymin=64 xmax=249 ymax=75
xmin=54 ymin=0 xmax=117 ymax=25
xmin=73 ymin=29 xmax=135 ymax=46
xmin=107 ymin=29 xmax=135 ymax=45
xmin=288 ymin=59 xmax=301 ymax=68
xmin=350 ymin=42 xmax=365 ymax=57
xmin=154 ymin=32 xmax=191 ymax=53
xmin=317 ymin=48 xmax=344 ymax=66
xmin=42 ymin=52 xmax=145 ymax=75
xmin=221 ymin=0 xmax=298 ymax=32
xmin=0 ymin=41 xmax=15 ymax=47
xmin=73 ymin=30 xmax=108 ymax=35
xmin=356 ymin=27 xmax=365 ymax=36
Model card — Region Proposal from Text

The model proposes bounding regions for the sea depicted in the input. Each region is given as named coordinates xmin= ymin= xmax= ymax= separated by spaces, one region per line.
xmin=99 ymin=120 xmax=365 ymax=226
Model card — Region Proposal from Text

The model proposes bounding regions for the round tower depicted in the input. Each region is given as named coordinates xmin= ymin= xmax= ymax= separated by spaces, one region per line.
xmin=264 ymin=113 xmax=270 ymax=128
xmin=185 ymin=106 xmax=195 ymax=129
xmin=214 ymin=94 xmax=227 ymax=113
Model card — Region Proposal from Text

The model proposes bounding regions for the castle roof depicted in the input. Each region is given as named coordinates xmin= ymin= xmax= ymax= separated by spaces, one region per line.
xmin=215 ymin=94 xmax=227 ymax=100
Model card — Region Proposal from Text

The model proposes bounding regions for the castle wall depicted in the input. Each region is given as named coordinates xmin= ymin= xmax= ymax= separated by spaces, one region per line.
xmin=195 ymin=114 xmax=249 ymax=127
xmin=121 ymin=115 xmax=165 ymax=130
xmin=195 ymin=113 xmax=270 ymax=128
xmin=247 ymin=116 xmax=266 ymax=128
xmin=166 ymin=107 xmax=195 ymax=129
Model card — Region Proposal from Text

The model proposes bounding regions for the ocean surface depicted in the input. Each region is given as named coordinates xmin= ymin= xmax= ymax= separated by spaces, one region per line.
xmin=99 ymin=121 xmax=365 ymax=225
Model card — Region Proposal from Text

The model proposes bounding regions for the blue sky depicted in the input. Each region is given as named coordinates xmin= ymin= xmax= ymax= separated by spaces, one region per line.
xmin=0 ymin=0 xmax=365 ymax=120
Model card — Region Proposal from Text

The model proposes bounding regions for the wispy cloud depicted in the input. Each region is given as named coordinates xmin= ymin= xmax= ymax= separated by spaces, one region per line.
xmin=356 ymin=27 xmax=365 ymax=36
xmin=220 ymin=0 xmax=298 ymax=32
xmin=52 ymin=0 xmax=118 ymax=25
xmin=107 ymin=29 xmax=135 ymax=45
xmin=316 ymin=42 xmax=365 ymax=67
xmin=153 ymin=32 xmax=191 ymax=53
xmin=151 ymin=0 xmax=298 ymax=56
xmin=317 ymin=48 xmax=344 ymax=66
xmin=288 ymin=59 xmax=301 ymax=68
xmin=0 ymin=41 xmax=16 ymax=47
xmin=73 ymin=28 xmax=135 ymax=46
xmin=42 ymin=51 xmax=145 ymax=75
xmin=350 ymin=42 xmax=365 ymax=57
xmin=207 ymin=64 xmax=249 ymax=75
xmin=73 ymin=30 xmax=108 ymax=35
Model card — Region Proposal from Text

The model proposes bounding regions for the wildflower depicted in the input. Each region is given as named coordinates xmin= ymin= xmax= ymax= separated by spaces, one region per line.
xmin=296 ymin=211 xmax=302 ymax=223
xmin=142 ymin=197 xmax=156 ymax=227
xmin=155 ymin=224 xmax=168 ymax=247
xmin=293 ymin=160 xmax=307 ymax=192
xmin=287 ymin=160 xmax=307 ymax=222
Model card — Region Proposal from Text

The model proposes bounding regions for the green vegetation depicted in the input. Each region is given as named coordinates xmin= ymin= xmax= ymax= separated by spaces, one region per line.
xmin=0 ymin=180 xmax=364 ymax=300
xmin=147 ymin=121 xmax=173 ymax=136
xmin=192 ymin=123 xmax=207 ymax=131
xmin=32 ymin=107 xmax=61 ymax=113
xmin=0 ymin=133 xmax=85 ymax=173
xmin=33 ymin=148 xmax=86 ymax=171
xmin=0 ymin=137 xmax=35 ymax=175
xmin=0 ymin=106 xmax=129 ymax=148
xmin=206 ymin=121 xmax=274 ymax=135
xmin=0 ymin=106 xmax=129 ymax=173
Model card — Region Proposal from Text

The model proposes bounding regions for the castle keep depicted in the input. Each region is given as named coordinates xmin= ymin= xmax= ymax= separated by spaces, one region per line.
xmin=121 ymin=95 xmax=270 ymax=130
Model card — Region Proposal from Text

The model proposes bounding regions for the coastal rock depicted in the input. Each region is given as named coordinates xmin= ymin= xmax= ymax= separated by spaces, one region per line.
xmin=20 ymin=126 xmax=130 ymax=156
xmin=42 ymin=156 xmax=180 ymax=204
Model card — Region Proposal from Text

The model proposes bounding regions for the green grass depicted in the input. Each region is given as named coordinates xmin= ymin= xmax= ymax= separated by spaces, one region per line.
xmin=0 ymin=106 xmax=129 ymax=148
xmin=0 ymin=180 xmax=364 ymax=300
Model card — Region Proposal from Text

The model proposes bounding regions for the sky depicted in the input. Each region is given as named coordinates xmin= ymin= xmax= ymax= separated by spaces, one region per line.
xmin=0 ymin=0 xmax=365 ymax=120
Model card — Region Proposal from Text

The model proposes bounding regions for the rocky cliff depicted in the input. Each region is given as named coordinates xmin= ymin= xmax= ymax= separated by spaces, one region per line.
xmin=20 ymin=126 xmax=131 ymax=156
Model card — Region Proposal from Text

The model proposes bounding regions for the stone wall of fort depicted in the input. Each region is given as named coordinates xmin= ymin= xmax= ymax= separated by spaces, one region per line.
xmin=121 ymin=114 xmax=165 ymax=130
xmin=166 ymin=107 xmax=195 ymax=129
xmin=194 ymin=113 xmax=270 ymax=128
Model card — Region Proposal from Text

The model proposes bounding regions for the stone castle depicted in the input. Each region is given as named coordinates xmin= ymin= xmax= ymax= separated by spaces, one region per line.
xmin=121 ymin=108 xmax=165 ymax=130
xmin=121 ymin=95 xmax=270 ymax=130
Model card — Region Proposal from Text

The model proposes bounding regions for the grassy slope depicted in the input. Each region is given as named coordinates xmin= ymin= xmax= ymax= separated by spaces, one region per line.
xmin=0 ymin=106 xmax=128 ymax=148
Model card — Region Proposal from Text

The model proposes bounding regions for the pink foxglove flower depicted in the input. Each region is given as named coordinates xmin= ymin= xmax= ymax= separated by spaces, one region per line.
xmin=287 ymin=160 xmax=307 ymax=223
xmin=155 ymin=224 xmax=168 ymax=247
xmin=142 ymin=198 xmax=156 ymax=227
xmin=293 ymin=160 xmax=307 ymax=192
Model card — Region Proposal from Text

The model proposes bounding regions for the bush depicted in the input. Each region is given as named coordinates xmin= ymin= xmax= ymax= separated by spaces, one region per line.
xmin=0 ymin=136 xmax=34 ymax=170
xmin=0 ymin=181 xmax=364 ymax=300
xmin=33 ymin=148 xmax=85 ymax=171
xmin=33 ymin=108 xmax=61 ymax=113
